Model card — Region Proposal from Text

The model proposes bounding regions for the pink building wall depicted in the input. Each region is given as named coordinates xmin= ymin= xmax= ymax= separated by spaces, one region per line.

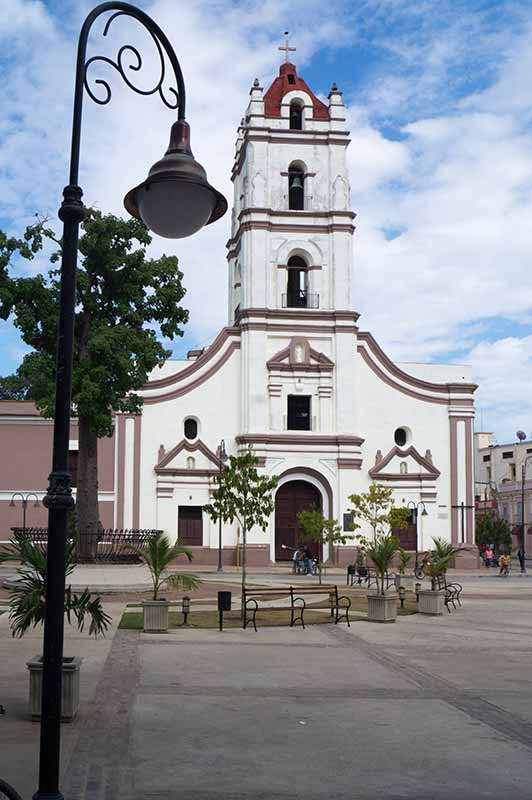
xmin=0 ymin=401 xmax=116 ymax=539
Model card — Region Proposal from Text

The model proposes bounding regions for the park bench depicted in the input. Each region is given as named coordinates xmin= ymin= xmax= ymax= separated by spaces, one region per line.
xmin=242 ymin=585 xmax=351 ymax=632
xmin=347 ymin=565 xmax=396 ymax=591
xmin=434 ymin=574 xmax=463 ymax=612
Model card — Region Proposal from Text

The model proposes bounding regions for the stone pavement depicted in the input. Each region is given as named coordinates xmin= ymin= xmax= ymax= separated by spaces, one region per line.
xmin=1 ymin=583 xmax=532 ymax=798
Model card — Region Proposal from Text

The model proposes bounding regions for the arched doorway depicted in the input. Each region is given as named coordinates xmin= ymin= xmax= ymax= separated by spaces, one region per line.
xmin=275 ymin=480 xmax=322 ymax=561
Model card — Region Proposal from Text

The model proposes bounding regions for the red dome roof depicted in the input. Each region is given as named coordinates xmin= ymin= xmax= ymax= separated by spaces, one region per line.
xmin=263 ymin=62 xmax=329 ymax=120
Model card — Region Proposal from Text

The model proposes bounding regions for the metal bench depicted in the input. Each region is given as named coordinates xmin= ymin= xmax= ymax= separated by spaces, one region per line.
xmin=242 ymin=584 xmax=351 ymax=632
xmin=435 ymin=575 xmax=463 ymax=612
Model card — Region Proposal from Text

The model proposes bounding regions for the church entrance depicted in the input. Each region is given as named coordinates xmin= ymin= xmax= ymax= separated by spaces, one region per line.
xmin=275 ymin=480 xmax=322 ymax=562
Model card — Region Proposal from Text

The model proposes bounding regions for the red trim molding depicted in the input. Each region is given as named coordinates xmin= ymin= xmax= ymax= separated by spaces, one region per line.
xmin=369 ymin=445 xmax=441 ymax=481
xmin=156 ymin=439 xmax=222 ymax=472
xmin=337 ymin=458 xmax=363 ymax=470
xmin=237 ymin=433 xmax=364 ymax=447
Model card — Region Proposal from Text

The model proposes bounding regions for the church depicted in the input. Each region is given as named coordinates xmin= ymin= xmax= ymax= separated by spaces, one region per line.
xmin=0 ymin=54 xmax=478 ymax=567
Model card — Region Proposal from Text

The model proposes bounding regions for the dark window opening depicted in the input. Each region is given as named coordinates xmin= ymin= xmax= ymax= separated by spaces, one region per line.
xmin=286 ymin=256 xmax=307 ymax=307
xmin=184 ymin=418 xmax=198 ymax=440
xmin=288 ymin=165 xmax=304 ymax=210
xmin=502 ymin=451 xmax=514 ymax=459
xmin=394 ymin=428 xmax=407 ymax=447
xmin=178 ymin=506 xmax=203 ymax=546
xmin=68 ymin=450 xmax=78 ymax=488
xmin=289 ymin=101 xmax=303 ymax=130
xmin=527 ymin=448 xmax=532 ymax=454
xmin=483 ymin=454 xmax=491 ymax=462
xmin=287 ymin=73 xmax=295 ymax=85
xmin=287 ymin=395 xmax=311 ymax=431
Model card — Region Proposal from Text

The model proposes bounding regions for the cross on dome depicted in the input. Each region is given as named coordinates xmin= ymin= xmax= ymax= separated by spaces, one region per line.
xmin=278 ymin=31 xmax=296 ymax=63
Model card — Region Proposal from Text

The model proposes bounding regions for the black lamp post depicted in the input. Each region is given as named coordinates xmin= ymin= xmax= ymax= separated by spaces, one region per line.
xmin=217 ymin=440 xmax=228 ymax=573
xmin=30 ymin=5 xmax=227 ymax=800
xmin=9 ymin=492 xmax=40 ymax=535
xmin=520 ymin=456 xmax=532 ymax=574
xmin=407 ymin=500 xmax=428 ymax=578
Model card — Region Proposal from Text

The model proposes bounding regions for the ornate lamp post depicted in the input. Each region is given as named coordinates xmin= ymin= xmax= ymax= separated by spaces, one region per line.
xmin=9 ymin=492 xmax=40 ymax=535
xmin=519 ymin=456 xmax=532 ymax=574
xmin=407 ymin=500 xmax=428 ymax=578
xmin=217 ymin=439 xmax=228 ymax=572
xmin=25 ymin=5 xmax=227 ymax=800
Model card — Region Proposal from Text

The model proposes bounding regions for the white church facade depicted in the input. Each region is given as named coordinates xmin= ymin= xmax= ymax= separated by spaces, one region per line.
xmin=0 ymin=58 xmax=477 ymax=567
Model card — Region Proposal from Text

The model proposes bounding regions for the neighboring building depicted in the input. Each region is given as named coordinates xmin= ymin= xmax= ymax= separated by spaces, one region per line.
xmin=475 ymin=431 xmax=532 ymax=553
xmin=0 ymin=56 xmax=477 ymax=566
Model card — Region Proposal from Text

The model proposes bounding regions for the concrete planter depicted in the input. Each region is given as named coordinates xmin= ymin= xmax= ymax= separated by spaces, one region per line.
xmin=142 ymin=599 xmax=170 ymax=632
xmin=27 ymin=655 xmax=82 ymax=722
xmin=367 ymin=593 xmax=398 ymax=623
xmin=419 ymin=589 xmax=446 ymax=616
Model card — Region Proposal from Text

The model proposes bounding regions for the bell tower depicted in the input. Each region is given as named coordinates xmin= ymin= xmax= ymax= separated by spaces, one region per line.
xmin=227 ymin=57 xmax=355 ymax=322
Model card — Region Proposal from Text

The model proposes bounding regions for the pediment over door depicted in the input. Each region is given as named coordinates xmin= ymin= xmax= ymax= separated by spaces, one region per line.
xmin=267 ymin=337 xmax=334 ymax=373
xmin=369 ymin=446 xmax=441 ymax=482
xmin=155 ymin=439 xmax=222 ymax=477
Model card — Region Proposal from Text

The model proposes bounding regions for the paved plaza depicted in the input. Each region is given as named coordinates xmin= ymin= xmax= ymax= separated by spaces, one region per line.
xmin=1 ymin=575 xmax=532 ymax=799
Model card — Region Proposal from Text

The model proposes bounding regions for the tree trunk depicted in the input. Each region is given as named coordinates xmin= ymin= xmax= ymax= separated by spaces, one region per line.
xmin=240 ymin=517 xmax=247 ymax=620
xmin=76 ymin=414 xmax=100 ymax=561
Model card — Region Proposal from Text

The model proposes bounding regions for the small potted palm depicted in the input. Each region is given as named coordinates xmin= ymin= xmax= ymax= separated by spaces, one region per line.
xmin=395 ymin=547 xmax=411 ymax=590
xmin=362 ymin=533 xmax=399 ymax=623
xmin=0 ymin=535 xmax=111 ymax=721
xmin=419 ymin=537 xmax=462 ymax=615
xmin=123 ymin=531 xmax=200 ymax=632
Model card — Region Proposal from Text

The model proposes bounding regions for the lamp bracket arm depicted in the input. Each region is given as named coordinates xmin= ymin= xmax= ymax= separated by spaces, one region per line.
xmin=69 ymin=1 xmax=186 ymax=186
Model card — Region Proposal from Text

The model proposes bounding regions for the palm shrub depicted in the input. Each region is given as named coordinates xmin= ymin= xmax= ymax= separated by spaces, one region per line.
xmin=362 ymin=533 xmax=399 ymax=596
xmin=424 ymin=537 xmax=463 ymax=589
xmin=397 ymin=547 xmax=411 ymax=575
xmin=0 ymin=536 xmax=111 ymax=638
xmin=122 ymin=531 xmax=200 ymax=600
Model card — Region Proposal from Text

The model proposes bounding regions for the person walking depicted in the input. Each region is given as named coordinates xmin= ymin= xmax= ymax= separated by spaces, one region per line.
xmin=518 ymin=547 xmax=525 ymax=572
xmin=303 ymin=544 xmax=313 ymax=575
xmin=499 ymin=552 xmax=511 ymax=577
xmin=484 ymin=546 xmax=494 ymax=568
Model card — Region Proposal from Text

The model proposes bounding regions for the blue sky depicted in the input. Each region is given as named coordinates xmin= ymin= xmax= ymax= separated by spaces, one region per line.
xmin=1 ymin=0 xmax=532 ymax=442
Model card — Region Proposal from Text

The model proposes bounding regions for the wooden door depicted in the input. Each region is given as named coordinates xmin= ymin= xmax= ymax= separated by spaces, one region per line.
xmin=393 ymin=523 xmax=417 ymax=551
xmin=178 ymin=506 xmax=203 ymax=546
xmin=275 ymin=481 xmax=322 ymax=561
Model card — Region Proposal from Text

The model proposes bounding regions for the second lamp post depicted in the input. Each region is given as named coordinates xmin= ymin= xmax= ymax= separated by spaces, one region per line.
xmin=217 ymin=440 xmax=228 ymax=572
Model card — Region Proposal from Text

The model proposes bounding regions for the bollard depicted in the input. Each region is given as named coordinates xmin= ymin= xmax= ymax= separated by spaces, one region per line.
xmin=218 ymin=591 xmax=232 ymax=631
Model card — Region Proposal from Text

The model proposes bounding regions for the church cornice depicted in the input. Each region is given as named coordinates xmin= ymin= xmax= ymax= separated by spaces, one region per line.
xmin=226 ymin=219 xmax=355 ymax=259
xmin=236 ymin=433 xmax=364 ymax=447
xmin=369 ymin=445 xmax=441 ymax=482
xmin=266 ymin=338 xmax=335 ymax=373
xmin=232 ymin=130 xmax=350 ymax=178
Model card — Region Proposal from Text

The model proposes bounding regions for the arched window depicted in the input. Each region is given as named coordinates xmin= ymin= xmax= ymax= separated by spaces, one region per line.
xmin=399 ymin=461 xmax=408 ymax=475
xmin=187 ymin=456 xmax=196 ymax=470
xmin=394 ymin=427 xmax=408 ymax=447
xmin=184 ymin=418 xmax=198 ymax=440
xmin=286 ymin=256 xmax=308 ymax=308
xmin=288 ymin=163 xmax=305 ymax=210
xmin=289 ymin=100 xmax=303 ymax=130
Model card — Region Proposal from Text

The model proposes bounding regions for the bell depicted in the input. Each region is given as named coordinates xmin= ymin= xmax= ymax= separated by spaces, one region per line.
xmin=290 ymin=175 xmax=303 ymax=190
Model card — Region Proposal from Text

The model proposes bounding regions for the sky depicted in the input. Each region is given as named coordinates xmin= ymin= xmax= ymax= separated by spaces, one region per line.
xmin=1 ymin=0 xmax=532 ymax=444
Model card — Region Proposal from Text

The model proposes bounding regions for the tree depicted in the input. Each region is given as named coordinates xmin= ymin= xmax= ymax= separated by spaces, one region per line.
xmin=0 ymin=373 xmax=30 ymax=401
xmin=476 ymin=512 xmax=513 ymax=553
xmin=0 ymin=535 xmax=111 ymax=638
xmin=0 ymin=212 xmax=188 ymax=551
xmin=204 ymin=448 xmax=278 ymax=613
xmin=122 ymin=531 xmax=200 ymax=601
xmin=297 ymin=509 xmax=353 ymax=583
xmin=347 ymin=483 xmax=409 ymax=542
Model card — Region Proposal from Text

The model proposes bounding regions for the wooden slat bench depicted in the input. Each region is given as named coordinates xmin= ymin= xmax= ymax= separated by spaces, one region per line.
xmin=242 ymin=585 xmax=351 ymax=632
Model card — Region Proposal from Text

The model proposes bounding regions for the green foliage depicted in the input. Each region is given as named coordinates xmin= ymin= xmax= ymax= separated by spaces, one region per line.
xmin=204 ymin=448 xmax=279 ymax=533
xmin=297 ymin=509 xmax=353 ymax=581
xmin=358 ymin=533 xmax=399 ymax=595
xmin=0 ymin=373 xmax=31 ymax=400
xmin=0 ymin=211 xmax=189 ymax=437
xmin=424 ymin=537 xmax=464 ymax=587
xmin=347 ymin=483 xmax=409 ymax=541
xmin=204 ymin=448 xmax=278 ymax=608
xmin=0 ymin=536 xmax=111 ymax=638
xmin=475 ymin=512 xmax=513 ymax=553
xmin=121 ymin=531 xmax=200 ymax=601
xmin=397 ymin=547 xmax=411 ymax=574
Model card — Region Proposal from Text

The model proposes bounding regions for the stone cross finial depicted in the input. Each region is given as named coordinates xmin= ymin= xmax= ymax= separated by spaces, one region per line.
xmin=278 ymin=31 xmax=296 ymax=63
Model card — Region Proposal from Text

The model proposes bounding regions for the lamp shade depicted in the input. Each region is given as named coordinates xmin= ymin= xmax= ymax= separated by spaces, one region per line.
xmin=124 ymin=121 xmax=227 ymax=239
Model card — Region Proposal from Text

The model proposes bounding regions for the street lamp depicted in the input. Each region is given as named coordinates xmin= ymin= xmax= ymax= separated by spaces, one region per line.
xmin=32 ymin=5 xmax=227 ymax=800
xmin=217 ymin=439 xmax=228 ymax=572
xmin=9 ymin=492 xmax=40 ymax=535
xmin=407 ymin=501 xmax=428 ymax=578
xmin=520 ymin=456 xmax=532 ymax=574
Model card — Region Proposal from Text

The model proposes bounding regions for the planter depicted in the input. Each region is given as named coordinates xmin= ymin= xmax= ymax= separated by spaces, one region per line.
xmin=418 ymin=589 xmax=445 ymax=616
xmin=367 ymin=593 xmax=398 ymax=623
xmin=27 ymin=655 xmax=82 ymax=722
xmin=142 ymin=599 xmax=170 ymax=632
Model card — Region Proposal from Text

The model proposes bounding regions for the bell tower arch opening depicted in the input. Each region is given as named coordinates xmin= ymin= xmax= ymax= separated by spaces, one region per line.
xmin=288 ymin=161 xmax=305 ymax=210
